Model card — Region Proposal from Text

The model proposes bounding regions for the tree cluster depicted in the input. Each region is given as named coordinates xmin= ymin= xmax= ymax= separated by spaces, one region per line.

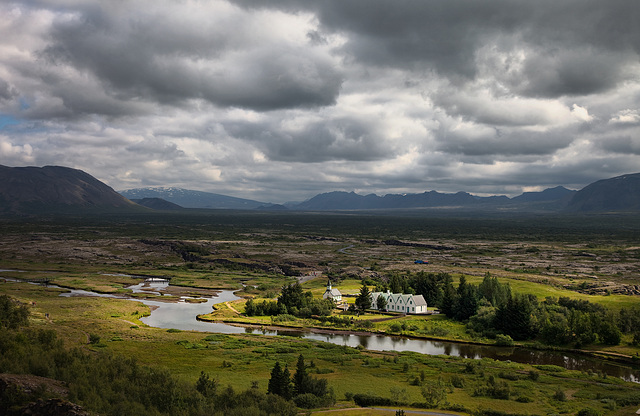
xmin=0 ymin=295 xmax=29 ymax=329
xmin=245 ymin=282 xmax=334 ymax=318
xmin=376 ymin=271 xmax=632 ymax=347
xmin=267 ymin=355 xmax=334 ymax=409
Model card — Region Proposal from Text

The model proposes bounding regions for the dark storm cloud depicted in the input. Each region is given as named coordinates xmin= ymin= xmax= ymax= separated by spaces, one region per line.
xmin=233 ymin=0 xmax=640 ymax=97
xmin=597 ymin=135 xmax=640 ymax=155
xmin=434 ymin=126 xmax=574 ymax=157
xmin=40 ymin=2 xmax=342 ymax=112
xmin=0 ymin=79 xmax=17 ymax=101
xmin=224 ymin=116 xmax=394 ymax=162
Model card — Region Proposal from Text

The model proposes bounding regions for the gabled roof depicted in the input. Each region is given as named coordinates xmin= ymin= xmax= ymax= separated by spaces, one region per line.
xmin=370 ymin=291 xmax=392 ymax=300
xmin=413 ymin=295 xmax=427 ymax=306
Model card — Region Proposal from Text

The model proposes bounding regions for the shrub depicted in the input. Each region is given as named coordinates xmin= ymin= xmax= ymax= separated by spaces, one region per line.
xmin=498 ymin=371 xmax=520 ymax=381
xmin=272 ymin=314 xmax=297 ymax=323
xmin=450 ymin=375 xmax=465 ymax=388
xmin=389 ymin=323 xmax=402 ymax=333
xmin=577 ymin=409 xmax=601 ymax=416
xmin=354 ymin=320 xmax=374 ymax=329
xmin=294 ymin=393 xmax=323 ymax=409
xmin=495 ymin=334 xmax=514 ymax=346
xmin=353 ymin=393 xmax=394 ymax=407
xmin=553 ymin=389 xmax=567 ymax=401
xmin=0 ymin=295 xmax=30 ymax=329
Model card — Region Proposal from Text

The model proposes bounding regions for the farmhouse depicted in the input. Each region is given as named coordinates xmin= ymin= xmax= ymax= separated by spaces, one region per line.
xmin=322 ymin=280 xmax=342 ymax=302
xmin=369 ymin=290 xmax=427 ymax=314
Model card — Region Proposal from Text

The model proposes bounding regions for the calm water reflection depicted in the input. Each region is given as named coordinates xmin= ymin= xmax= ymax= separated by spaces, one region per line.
xmin=53 ymin=283 xmax=640 ymax=383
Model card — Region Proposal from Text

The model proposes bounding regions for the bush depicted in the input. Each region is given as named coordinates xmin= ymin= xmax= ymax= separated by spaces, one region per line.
xmin=388 ymin=323 xmax=402 ymax=333
xmin=0 ymin=295 xmax=30 ymax=329
xmin=353 ymin=393 xmax=394 ymax=407
xmin=577 ymin=409 xmax=601 ymax=416
xmin=272 ymin=314 xmax=297 ymax=323
xmin=450 ymin=375 xmax=465 ymax=388
xmin=474 ymin=377 xmax=511 ymax=400
xmin=495 ymin=334 xmax=514 ymax=346
xmin=294 ymin=393 xmax=324 ymax=409
xmin=354 ymin=320 xmax=374 ymax=329
xmin=498 ymin=371 xmax=520 ymax=381
xmin=553 ymin=389 xmax=567 ymax=401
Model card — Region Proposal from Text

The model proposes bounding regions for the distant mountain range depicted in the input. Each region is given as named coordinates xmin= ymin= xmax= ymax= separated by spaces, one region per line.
xmin=117 ymin=173 xmax=640 ymax=213
xmin=120 ymin=187 xmax=264 ymax=210
xmin=294 ymin=187 xmax=577 ymax=211
xmin=1 ymin=164 xmax=639 ymax=215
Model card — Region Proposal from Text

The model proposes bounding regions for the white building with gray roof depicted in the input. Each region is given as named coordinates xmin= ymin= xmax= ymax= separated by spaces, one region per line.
xmin=369 ymin=290 xmax=427 ymax=314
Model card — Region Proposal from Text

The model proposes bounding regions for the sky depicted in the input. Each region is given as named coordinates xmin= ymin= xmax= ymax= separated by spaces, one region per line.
xmin=1 ymin=0 xmax=639 ymax=203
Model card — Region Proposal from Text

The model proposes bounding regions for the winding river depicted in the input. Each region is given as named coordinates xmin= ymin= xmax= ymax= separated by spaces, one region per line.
xmin=5 ymin=273 xmax=640 ymax=383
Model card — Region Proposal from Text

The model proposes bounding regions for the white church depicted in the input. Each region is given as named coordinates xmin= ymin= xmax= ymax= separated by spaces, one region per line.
xmin=369 ymin=290 xmax=428 ymax=314
xmin=322 ymin=280 xmax=342 ymax=302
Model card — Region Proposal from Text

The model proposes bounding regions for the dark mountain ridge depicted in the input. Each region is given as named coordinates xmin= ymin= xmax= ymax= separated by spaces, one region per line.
xmin=130 ymin=197 xmax=183 ymax=211
xmin=294 ymin=187 xmax=577 ymax=212
xmin=0 ymin=165 xmax=141 ymax=214
xmin=566 ymin=173 xmax=640 ymax=212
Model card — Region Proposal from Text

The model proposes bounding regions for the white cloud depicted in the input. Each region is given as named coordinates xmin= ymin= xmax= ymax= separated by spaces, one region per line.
xmin=609 ymin=109 xmax=640 ymax=124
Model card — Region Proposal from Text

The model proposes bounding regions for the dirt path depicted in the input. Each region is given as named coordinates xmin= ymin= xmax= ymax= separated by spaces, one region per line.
xmin=225 ymin=301 xmax=241 ymax=315
xmin=311 ymin=407 xmax=460 ymax=416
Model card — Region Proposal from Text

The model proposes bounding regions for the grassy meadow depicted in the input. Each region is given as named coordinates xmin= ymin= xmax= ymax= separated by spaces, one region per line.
xmin=1 ymin=211 xmax=640 ymax=415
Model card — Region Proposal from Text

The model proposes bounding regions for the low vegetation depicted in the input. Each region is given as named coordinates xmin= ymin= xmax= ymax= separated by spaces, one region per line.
xmin=1 ymin=212 xmax=640 ymax=415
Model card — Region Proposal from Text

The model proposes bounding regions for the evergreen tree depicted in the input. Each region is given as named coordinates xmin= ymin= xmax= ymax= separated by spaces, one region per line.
xmin=355 ymin=282 xmax=372 ymax=312
xmin=496 ymin=294 xmax=537 ymax=340
xmin=278 ymin=282 xmax=307 ymax=310
xmin=376 ymin=294 xmax=388 ymax=311
xmin=411 ymin=272 xmax=443 ymax=307
xmin=281 ymin=365 xmax=293 ymax=399
xmin=455 ymin=276 xmax=479 ymax=321
xmin=389 ymin=274 xmax=403 ymax=294
xmin=268 ymin=361 xmax=291 ymax=398
xmin=439 ymin=278 xmax=458 ymax=317
xmin=478 ymin=273 xmax=511 ymax=307
xmin=293 ymin=354 xmax=311 ymax=396
xmin=267 ymin=361 xmax=283 ymax=396
xmin=195 ymin=371 xmax=218 ymax=398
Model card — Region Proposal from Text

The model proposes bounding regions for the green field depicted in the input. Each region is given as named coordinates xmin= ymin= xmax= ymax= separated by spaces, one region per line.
xmin=1 ymin=212 xmax=640 ymax=415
